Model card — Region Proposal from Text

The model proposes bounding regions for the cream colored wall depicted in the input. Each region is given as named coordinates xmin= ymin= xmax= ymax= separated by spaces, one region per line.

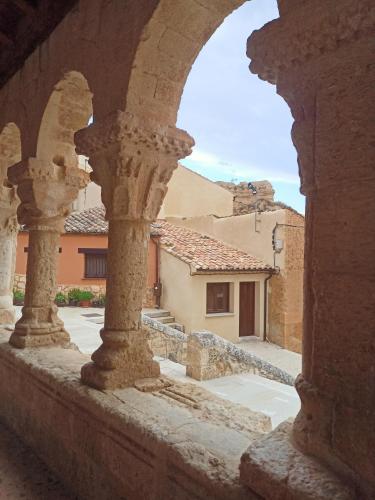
xmin=166 ymin=210 xmax=287 ymax=269
xmin=160 ymin=248 xmax=266 ymax=343
xmin=73 ymin=156 xmax=103 ymax=212
xmin=190 ymin=274 xmax=265 ymax=343
xmin=158 ymin=164 xmax=233 ymax=218
xmin=73 ymin=162 xmax=233 ymax=217
xmin=73 ymin=181 xmax=103 ymax=212
xmin=159 ymin=250 xmax=195 ymax=333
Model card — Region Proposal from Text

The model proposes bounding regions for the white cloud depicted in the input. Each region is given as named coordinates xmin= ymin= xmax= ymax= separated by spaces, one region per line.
xmin=183 ymin=147 xmax=300 ymax=185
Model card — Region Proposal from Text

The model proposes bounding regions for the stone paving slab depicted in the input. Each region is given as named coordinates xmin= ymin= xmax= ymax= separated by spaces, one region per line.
xmin=236 ymin=338 xmax=302 ymax=378
xmin=0 ymin=419 xmax=75 ymax=499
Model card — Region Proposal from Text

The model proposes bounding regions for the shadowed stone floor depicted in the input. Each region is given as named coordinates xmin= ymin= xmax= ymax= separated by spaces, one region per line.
xmin=0 ymin=419 xmax=75 ymax=499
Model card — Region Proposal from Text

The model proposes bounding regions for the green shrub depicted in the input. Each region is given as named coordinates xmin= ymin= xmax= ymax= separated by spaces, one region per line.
xmin=55 ymin=292 xmax=67 ymax=305
xmin=67 ymin=288 xmax=82 ymax=302
xmin=92 ymin=294 xmax=106 ymax=307
xmin=13 ymin=289 xmax=25 ymax=303
xmin=78 ymin=290 xmax=94 ymax=301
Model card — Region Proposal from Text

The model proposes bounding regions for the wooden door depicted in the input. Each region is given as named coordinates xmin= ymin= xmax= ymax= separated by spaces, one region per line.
xmin=239 ymin=282 xmax=255 ymax=337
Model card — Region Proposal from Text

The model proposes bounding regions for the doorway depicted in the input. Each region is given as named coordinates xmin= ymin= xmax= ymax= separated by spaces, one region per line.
xmin=239 ymin=282 xmax=255 ymax=337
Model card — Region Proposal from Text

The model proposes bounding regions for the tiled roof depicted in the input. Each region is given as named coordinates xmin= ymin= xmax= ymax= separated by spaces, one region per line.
xmin=65 ymin=206 xmax=108 ymax=234
xmin=157 ymin=220 xmax=273 ymax=274
xmin=64 ymin=206 xmax=161 ymax=236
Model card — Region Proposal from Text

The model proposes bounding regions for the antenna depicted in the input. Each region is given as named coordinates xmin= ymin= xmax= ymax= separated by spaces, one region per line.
xmin=247 ymin=182 xmax=257 ymax=195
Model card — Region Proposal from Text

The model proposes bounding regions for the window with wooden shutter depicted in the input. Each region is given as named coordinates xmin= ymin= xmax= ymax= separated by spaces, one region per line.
xmin=78 ymin=248 xmax=107 ymax=278
xmin=206 ymin=283 xmax=230 ymax=314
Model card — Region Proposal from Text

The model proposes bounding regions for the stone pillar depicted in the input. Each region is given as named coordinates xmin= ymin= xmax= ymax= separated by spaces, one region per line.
xmin=75 ymin=111 xmax=194 ymax=389
xmin=241 ymin=1 xmax=375 ymax=497
xmin=8 ymin=159 xmax=89 ymax=348
xmin=0 ymin=184 xmax=18 ymax=325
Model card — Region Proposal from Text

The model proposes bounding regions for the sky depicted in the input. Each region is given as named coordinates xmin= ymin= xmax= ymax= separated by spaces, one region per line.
xmin=177 ymin=0 xmax=305 ymax=214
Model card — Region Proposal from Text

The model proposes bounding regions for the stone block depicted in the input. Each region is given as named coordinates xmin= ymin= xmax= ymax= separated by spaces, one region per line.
xmin=240 ymin=420 xmax=356 ymax=500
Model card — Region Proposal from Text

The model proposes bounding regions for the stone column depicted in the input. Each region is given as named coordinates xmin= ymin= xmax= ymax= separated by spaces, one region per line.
xmin=8 ymin=158 xmax=89 ymax=348
xmin=0 ymin=184 xmax=18 ymax=325
xmin=75 ymin=111 xmax=194 ymax=389
xmin=241 ymin=1 xmax=375 ymax=497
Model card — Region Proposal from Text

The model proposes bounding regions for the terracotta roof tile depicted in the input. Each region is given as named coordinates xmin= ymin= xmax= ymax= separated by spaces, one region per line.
xmin=65 ymin=206 xmax=108 ymax=234
xmin=157 ymin=221 xmax=273 ymax=274
xmin=64 ymin=206 xmax=161 ymax=236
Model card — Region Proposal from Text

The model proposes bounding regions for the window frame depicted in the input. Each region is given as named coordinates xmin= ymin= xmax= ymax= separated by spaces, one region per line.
xmin=206 ymin=282 xmax=230 ymax=314
xmin=78 ymin=248 xmax=108 ymax=279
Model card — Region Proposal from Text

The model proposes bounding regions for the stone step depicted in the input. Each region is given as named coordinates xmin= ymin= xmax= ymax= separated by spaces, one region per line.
xmin=143 ymin=309 xmax=170 ymax=319
xmin=168 ymin=323 xmax=185 ymax=333
xmin=157 ymin=316 xmax=175 ymax=324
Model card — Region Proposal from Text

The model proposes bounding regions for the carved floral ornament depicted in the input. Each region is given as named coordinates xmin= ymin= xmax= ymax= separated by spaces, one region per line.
xmin=247 ymin=0 xmax=375 ymax=83
xmin=74 ymin=111 xmax=194 ymax=161
xmin=0 ymin=185 xmax=18 ymax=234
xmin=74 ymin=111 xmax=195 ymax=221
xmin=8 ymin=159 xmax=89 ymax=190
xmin=7 ymin=158 xmax=89 ymax=230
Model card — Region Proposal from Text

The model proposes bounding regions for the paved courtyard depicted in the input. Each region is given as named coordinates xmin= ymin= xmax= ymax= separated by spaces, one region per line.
xmin=14 ymin=306 xmax=301 ymax=428
xmin=236 ymin=337 xmax=302 ymax=378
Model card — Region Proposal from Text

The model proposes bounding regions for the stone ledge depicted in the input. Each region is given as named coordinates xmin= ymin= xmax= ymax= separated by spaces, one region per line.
xmin=187 ymin=330 xmax=295 ymax=385
xmin=240 ymin=420 xmax=356 ymax=500
xmin=0 ymin=331 xmax=267 ymax=500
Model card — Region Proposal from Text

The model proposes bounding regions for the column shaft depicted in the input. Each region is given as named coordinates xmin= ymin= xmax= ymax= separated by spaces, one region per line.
xmin=0 ymin=229 xmax=16 ymax=324
xmin=25 ymin=229 xmax=59 ymax=308
xmin=105 ymin=220 xmax=148 ymax=332
xmin=81 ymin=220 xmax=159 ymax=388
xmin=10 ymin=228 xmax=68 ymax=347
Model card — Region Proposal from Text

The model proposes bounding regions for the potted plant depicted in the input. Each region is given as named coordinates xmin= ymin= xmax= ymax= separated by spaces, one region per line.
xmin=78 ymin=290 xmax=94 ymax=308
xmin=54 ymin=292 xmax=67 ymax=307
xmin=13 ymin=289 xmax=25 ymax=306
xmin=67 ymin=288 xmax=81 ymax=306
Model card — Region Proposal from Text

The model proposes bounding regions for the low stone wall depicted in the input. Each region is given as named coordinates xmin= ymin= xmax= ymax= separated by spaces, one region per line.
xmin=186 ymin=331 xmax=295 ymax=386
xmin=13 ymin=274 xmax=155 ymax=307
xmin=142 ymin=313 xmax=188 ymax=364
xmin=0 ymin=331 xmax=271 ymax=500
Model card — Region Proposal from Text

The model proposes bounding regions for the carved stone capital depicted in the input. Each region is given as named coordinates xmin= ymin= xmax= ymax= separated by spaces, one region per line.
xmin=0 ymin=185 xmax=19 ymax=235
xmin=75 ymin=111 xmax=194 ymax=221
xmin=8 ymin=158 xmax=90 ymax=231
xmin=248 ymin=0 xmax=375 ymax=84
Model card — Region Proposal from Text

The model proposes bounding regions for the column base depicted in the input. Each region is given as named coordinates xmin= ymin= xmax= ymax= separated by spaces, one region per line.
xmin=81 ymin=329 xmax=160 ymax=390
xmin=240 ymin=419 xmax=356 ymax=500
xmin=9 ymin=328 xmax=70 ymax=348
xmin=293 ymin=375 xmax=375 ymax=498
xmin=9 ymin=305 xmax=70 ymax=348
xmin=0 ymin=307 xmax=15 ymax=326
xmin=81 ymin=359 xmax=160 ymax=390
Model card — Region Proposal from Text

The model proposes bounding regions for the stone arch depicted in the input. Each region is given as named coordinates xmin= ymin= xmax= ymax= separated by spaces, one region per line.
xmin=125 ymin=0 xmax=248 ymax=126
xmin=37 ymin=71 xmax=93 ymax=168
xmin=0 ymin=123 xmax=22 ymax=184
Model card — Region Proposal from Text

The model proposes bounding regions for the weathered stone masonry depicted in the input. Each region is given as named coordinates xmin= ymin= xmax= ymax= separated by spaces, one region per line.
xmin=0 ymin=0 xmax=373 ymax=498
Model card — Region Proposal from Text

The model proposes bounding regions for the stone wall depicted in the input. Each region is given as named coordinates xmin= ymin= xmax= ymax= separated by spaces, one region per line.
xmin=216 ymin=180 xmax=275 ymax=215
xmin=14 ymin=273 xmax=155 ymax=307
xmin=267 ymin=211 xmax=304 ymax=353
xmin=0 ymin=332 xmax=270 ymax=500
xmin=186 ymin=331 xmax=295 ymax=386
xmin=142 ymin=314 xmax=188 ymax=364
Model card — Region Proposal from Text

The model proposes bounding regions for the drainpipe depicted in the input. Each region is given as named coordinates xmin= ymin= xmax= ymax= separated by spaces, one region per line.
xmin=263 ymin=272 xmax=274 ymax=341
xmin=154 ymin=236 xmax=161 ymax=309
